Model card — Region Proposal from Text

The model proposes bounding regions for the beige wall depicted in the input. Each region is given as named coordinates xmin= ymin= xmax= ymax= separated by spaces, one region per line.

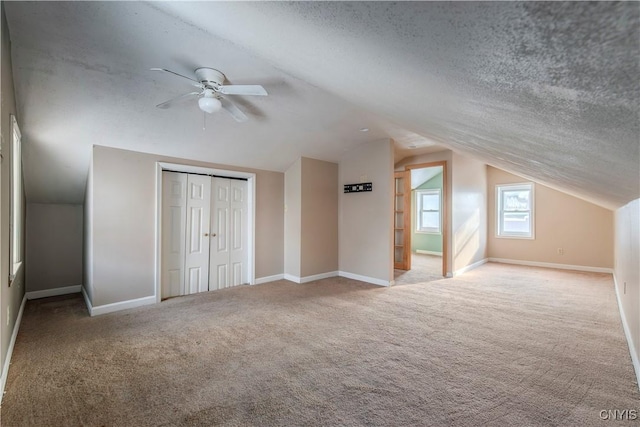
xmin=26 ymin=204 xmax=83 ymax=292
xmin=284 ymin=158 xmax=301 ymax=277
xmin=395 ymin=150 xmax=453 ymax=172
xmin=452 ymin=153 xmax=487 ymax=273
xmin=87 ymin=145 xmax=284 ymax=307
xmin=284 ymin=157 xmax=339 ymax=280
xmin=487 ymin=166 xmax=614 ymax=268
xmin=254 ymin=166 xmax=285 ymax=281
xmin=614 ymin=198 xmax=640 ymax=382
xmin=1 ymin=3 xmax=26 ymax=386
xmin=300 ymin=157 xmax=338 ymax=277
xmin=339 ymin=139 xmax=394 ymax=284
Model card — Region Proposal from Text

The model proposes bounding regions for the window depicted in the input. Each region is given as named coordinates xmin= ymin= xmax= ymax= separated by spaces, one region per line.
xmin=10 ymin=115 xmax=23 ymax=279
xmin=496 ymin=183 xmax=534 ymax=239
xmin=416 ymin=188 xmax=441 ymax=233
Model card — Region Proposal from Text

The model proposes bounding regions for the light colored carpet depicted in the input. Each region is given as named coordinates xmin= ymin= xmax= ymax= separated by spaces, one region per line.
xmin=2 ymin=263 xmax=638 ymax=426
xmin=394 ymin=253 xmax=443 ymax=285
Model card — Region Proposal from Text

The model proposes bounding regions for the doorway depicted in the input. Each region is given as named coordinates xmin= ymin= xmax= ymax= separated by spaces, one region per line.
xmin=394 ymin=161 xmax=448 ymax=284
xmin=155 ymin=162 xmax=256 ymax=302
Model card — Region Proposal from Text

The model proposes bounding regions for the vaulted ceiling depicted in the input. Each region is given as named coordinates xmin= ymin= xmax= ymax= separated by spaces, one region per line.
xmin=5 ymin=2 xmax=638 ymax=209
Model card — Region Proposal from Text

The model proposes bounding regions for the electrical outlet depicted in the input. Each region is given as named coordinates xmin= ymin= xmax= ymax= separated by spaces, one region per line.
xmin=557 ymin=248 xmax=564 ymax=255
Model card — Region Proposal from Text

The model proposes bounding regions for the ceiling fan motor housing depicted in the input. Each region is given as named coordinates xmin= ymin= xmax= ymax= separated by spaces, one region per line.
xmin=195 ymin=67 xmax=226 ymax=89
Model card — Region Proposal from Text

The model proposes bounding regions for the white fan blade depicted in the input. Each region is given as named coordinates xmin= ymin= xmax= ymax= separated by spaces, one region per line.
xmin=220 ymin=98 xmax=248 ymax=122
xmin=156 ymin=92 xmax=200 ymax=109
xmin=150 ymin=68 xmax=203 ymax=88
xmin=218 ymin=85 xmax=267 ymax=96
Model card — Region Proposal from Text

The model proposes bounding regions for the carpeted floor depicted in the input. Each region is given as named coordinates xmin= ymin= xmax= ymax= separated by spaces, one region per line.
xmin=1 ymin=263 xmax=638 ymax=426
xmin=394 ymin=253 xmax=443 ymax=285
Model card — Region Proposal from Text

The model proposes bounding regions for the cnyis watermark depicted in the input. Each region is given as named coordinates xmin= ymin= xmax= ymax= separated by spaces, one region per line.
xmin=599 ymin=409 xmax=638 ymax=421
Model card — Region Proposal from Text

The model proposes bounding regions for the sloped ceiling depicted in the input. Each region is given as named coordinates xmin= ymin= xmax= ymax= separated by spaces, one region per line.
xmin=411 ymin=167 xmax=442 ymax=190
xmin=5 ymin=2 xmax=639 ymax=209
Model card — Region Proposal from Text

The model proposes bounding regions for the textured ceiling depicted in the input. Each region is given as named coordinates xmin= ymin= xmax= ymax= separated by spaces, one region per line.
xmin=5 ymin=2 xmax=639 ymax=209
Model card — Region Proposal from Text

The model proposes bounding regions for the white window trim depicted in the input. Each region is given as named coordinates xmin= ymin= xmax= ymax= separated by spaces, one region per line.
xmin=415 ymin=188 xmax=441 ymax=234
xmin=10 ymin=115 xmax=23 ymax=280
xmin=496 ymin=182 xmax=535 ymax=240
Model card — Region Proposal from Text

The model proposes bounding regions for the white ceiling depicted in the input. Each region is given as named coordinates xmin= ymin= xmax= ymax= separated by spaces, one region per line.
xmin=5 ymin=2 xmax=638 ymax=209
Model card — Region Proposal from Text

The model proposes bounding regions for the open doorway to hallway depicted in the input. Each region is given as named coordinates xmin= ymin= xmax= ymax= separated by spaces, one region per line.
xmin=394 ymin=163 xmax=446 ymax=285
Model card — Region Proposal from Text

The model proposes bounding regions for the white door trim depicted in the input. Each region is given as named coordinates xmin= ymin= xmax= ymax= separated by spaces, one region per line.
xmin=155 ymin=162 xmax=256 ymax=303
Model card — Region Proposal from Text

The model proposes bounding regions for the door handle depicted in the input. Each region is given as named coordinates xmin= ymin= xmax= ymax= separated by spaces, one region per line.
xmin=204 ymin=233 xmax=217 ymax=237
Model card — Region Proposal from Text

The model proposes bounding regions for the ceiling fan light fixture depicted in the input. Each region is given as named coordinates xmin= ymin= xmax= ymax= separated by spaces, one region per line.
xmin=198 ymin=90 xmax=222 ymax=113
xmin=152 ymin=67 xmax=264 ymax=122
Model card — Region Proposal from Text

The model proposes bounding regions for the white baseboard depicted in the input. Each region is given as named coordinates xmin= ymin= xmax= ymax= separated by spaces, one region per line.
xmin=1 ymin=294 xmax=27 ymax=404
xmin=299 ymin=271 xmax=338 ymax=283
xmin=254 ymin=274 xmax=284 ymax=285
xmin=613 ymin=273 xmax=640 ymax=392
xmin=82 ymin=289 xmax=156 ymax=317
xmin=488 ymin=258 xmax=613 ymax=274
xmin=453 ymin=258 xmax=488 ymax=277
xmin=81 ymin=286 xmax=93 ymax=315
xmin=416 ymin=250 xmax=442 ymax=256
xmin=26 ymin=285 xmax=82 ymax=300
xmin=283 ymin=273 xmax=300 ymax=283
xmin=338 ymin=271 xmax=390 ymax=287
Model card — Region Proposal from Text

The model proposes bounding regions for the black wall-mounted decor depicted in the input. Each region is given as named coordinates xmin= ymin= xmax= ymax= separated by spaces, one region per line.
xmin=344 ymin=182 xmax=373 ymax=193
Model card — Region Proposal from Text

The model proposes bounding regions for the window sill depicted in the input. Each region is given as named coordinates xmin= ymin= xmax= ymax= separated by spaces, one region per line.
xmin=416 ymin=230 xmax=441 ymax=235
xmin=495 ymin=235 xmax=535 ymax=240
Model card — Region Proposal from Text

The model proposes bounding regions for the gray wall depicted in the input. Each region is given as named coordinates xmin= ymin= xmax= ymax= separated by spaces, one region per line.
xmin=1 ymin=2 xmax=26 ymax=387
xmin=339 ymin=139 xmax=394 ymax=283
xmin=615 ymin=198 xmax=640 ymax=383
xmin=83 ymin=160 xmax=94 ymax=302
xmin=87 ymin=145 xmax=284 ymax=307
xmin=26 ymin=203 xmax=83 ymax=292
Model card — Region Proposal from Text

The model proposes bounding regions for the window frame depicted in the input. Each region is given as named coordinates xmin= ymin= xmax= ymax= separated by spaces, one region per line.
xmin=496 ymin=182 xmax=535 ymax=240
xmin=10 ymin=115 xmax=23 ymax=280
xmin=415 ymin=188 xmax=441 ymax=234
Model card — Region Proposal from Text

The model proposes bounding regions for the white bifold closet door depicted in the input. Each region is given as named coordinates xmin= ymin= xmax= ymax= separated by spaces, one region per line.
xmin=184 ymin=174 xmax=212 ymax=294
xmin=161 ymin=172 xmax=248 ymax=299
xmin=209 ymin=177 xmax=248 ymax=290
xmin=161 ymin=172 xmax=187 ymax=298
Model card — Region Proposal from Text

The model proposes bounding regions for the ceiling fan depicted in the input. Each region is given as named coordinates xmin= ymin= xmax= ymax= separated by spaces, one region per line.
xmin=151 ymin=67 xmax=268 ymax=122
